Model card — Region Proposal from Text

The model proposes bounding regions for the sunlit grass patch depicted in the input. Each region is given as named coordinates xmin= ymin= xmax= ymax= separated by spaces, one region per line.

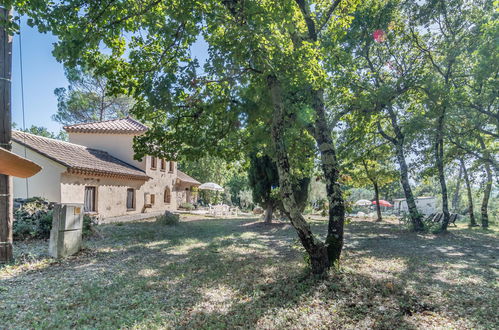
xmin=0 ymin=216 xmax=497 ymax=329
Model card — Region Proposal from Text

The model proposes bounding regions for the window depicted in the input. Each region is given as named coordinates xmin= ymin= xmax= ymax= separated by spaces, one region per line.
xmin=160 ymin=159 xmax=166 ymax=171
xmin=169 ymin=161 xmax=174 ymax=173
xmin=151 ymin=156 xmax=157 ymax=169
xmin=150 ymin=194 xmax=155 ymax=205
xmin=126 ymin=188 xmax=135 ymax=210
xmin=84 ymin=186 xmax=96 ymax=212
xmin=164 ymin=187 xmax=171 ymax=204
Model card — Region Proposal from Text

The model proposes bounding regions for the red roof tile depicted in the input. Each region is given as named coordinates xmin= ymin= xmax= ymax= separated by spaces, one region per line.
xmin=12 ymin=131 xmax=149 ymax=180
xmin=176 ymin=170 xmax=201 ymax=185
xmin=64 ymin=117 xmax=148 ymax=134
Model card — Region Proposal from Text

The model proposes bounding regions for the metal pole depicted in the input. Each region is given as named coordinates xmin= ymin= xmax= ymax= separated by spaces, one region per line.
xmin=0 ymin=6 xmax=13 ymax=263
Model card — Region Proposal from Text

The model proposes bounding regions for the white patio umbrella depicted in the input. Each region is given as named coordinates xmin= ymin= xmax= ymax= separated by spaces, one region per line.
xmin=355 ymin=199 xmax=372 ymax=206
xmin=199 ymin=182 xmax=224 ymax=192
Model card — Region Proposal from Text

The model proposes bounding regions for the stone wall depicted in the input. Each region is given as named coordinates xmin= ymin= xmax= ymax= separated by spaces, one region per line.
xmin=60 ymin=170 xmax=179 ymax=219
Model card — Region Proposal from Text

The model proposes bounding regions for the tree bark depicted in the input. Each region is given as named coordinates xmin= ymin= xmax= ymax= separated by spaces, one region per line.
xmin=363 ymin=160 xmax=382 ymax=222
xmin=435 ymin=113 xmax=450 ymax=232
xmin=480 ymin=163 xmax=492 ymax=229
xmin=460 ymin=159 xmax=477 ymax=227
xmin=373 ymin=181 xmax=382 ymax=222
xmin=310 ymin=89 xmax=345 ymax=265
xmin=394 ymin=143 xmax=423 ymax=230
xmin=452 ymin=163 xmax=462 ymax=212
xmin=479 ymin=137 xmax=492 ymax=229
xmin=0 ymin=7 xmax=13 ymax=263
xmin=293 ymin=0 xmax=345 ymax=267
xmin=268 ymin=75 xmax=329 ymax=274
xmin=379 ymin=106 xmax=424 ymax=231
xmin=264 ymin=202 xmax=273 ymax=224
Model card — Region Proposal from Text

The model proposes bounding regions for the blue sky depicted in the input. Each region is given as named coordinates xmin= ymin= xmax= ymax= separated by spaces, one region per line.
xmin=11 ymin=18 xmax=210 ymax=135
xmin=12 ymin=18 xmax=67 ymax=134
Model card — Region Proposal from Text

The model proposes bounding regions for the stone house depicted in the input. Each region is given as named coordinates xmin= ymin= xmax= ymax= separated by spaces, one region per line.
xmin=12 ymin=118 xmax=200 ymax=221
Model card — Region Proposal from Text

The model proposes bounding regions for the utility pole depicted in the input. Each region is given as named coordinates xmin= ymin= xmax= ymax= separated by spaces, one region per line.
xmin=0 ymin=6 xmax=13 ymax=263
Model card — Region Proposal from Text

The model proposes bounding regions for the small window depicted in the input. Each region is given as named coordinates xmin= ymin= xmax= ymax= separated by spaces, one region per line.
xmin=164 ymin=187 xmax=171 ymax=204
xmin=150 ymin=194 xmax=155 ymax=205
xmin=126 ymin=188 xmax=135 ymax=210
xmin=160 ymin=159 xmax=166 ymax=171
xmin=169 ymin=161 xmax=174 ymax=173
xmin=84 ymin=186 xmax=96 ymax=212
xmin=151 ymin=156 xmax=157 ymax=169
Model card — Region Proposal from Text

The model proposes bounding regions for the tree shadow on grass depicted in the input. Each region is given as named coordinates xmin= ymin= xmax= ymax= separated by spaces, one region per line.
xmin=1 ymin=218 xmax=497 ymax=328
xmin=339 ymin=220 xmax=498 ymax=328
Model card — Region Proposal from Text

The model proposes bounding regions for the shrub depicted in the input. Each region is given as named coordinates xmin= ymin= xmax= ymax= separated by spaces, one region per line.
xmin=83 ymin=215 xmax=98 ymax=237
xmin=179 ymin=202 xmax=195 ymax=210
xmin=13 ymin=198 xmax=53 ymax=240
xmin=156 ymin=211 xmax=180 ymax=225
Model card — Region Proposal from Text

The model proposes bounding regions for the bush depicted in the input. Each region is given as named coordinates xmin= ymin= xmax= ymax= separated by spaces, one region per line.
xmin=83 ymin=215 xmax=98 ymax=237
xmin=14 ymin=198 xmax=98 ymax=240
xmin=179 ymin=202 xmax=195 ymax=211
xmin=13 ymin=198 xmax=53 ymax=240
xmin=156 ymin=211 xmax=180 ymax=225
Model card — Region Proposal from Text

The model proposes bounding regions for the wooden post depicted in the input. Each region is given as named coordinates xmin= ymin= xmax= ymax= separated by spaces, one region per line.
xmin=0 ymin=6 xmax=13 ymax=263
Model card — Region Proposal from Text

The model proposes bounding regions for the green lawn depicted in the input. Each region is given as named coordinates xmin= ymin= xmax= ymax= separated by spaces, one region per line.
xmin=1 ymin=216 xmax=498 ymax=329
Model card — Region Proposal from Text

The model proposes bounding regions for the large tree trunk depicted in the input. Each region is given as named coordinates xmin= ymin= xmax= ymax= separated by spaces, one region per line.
xmin=480 ymin=163 xmax=492 ymax=229
xmin=293 ymin=0 xmax=345 ymax=267
xmin=460 ymin=159 xmax=477 ymax=227
xmin=264 ymin=202 xmax=273 ymax=224
xmin=452 ymin=163 xmax=463 ymax=212
xmin=373 ymin=181 xmax=382 ymax=222
xmin=479 ymin=137 xmax=492 ymax=229
xmin=381 ymin=106 xmax=424 ymax=231
xmin=310 ymin=89 xmax=345 ymax=265
xmin=394 ymin=143 xmax=423 ymax=230
xmin=435 ymin=113 xmax=450 ymax=232
xmin=0 ymin=7 xmax=13 ymax=263
xmin=268 ymin=75 xmax=329 ymax=274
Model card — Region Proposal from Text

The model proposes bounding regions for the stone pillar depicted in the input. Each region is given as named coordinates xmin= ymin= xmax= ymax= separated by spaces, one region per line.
xmin=49 ymin=203 xmax=83 ymax=258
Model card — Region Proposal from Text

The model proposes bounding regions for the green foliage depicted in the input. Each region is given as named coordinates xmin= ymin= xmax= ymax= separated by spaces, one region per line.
xmin=13 ymin=198 xmax=53 ymax=240
xmin=82 ymin=215 xmax=98 ymax=237
xmin=179 ymin=203 xmax=195 ymax=211
xmin=178 ymin=156 xmax=250 ymax=207
xmin=248 ymin=153 xmax=279 ymax=208
xmin=156 ymin=212 xmax=180 ymax=226
xmin=12 ymin=123 xmax=67 ymax=141
xmin=53 ymin=66 xmax=134 ymax=125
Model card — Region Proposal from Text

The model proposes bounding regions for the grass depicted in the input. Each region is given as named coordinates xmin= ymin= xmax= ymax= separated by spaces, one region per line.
xmin=1 ymin=215 xmax=498 ymax=329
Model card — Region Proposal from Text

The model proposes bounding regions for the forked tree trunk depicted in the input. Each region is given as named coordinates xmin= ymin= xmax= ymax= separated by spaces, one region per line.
xmin=435 ymin=113 xmax=450 ymax=232
xmin=268 ymin=75 xmax=329 ymax=274
xmin=264 ymin=202 xmax=273 ymax=224
xmin=460 ymin=159 xmax=477 ymax=227
xmin=481 ymin=163 xmax=492 ymax=229
xmin=293 ymin=0 xmax=345 ymax=268
xmin=373 ymin=181 xmax=382 ymax=222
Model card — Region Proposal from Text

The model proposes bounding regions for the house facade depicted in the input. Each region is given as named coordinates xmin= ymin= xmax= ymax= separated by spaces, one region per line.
xmin=12 ymin=118 xmax=200 ymax=221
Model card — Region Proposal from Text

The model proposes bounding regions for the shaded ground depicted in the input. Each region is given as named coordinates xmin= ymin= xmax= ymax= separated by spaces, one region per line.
xmin=0 ymin=216 xmax=497 ymax=329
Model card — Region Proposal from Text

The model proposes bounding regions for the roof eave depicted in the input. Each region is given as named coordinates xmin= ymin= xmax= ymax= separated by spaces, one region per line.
xmin=67 ymin=167 xmax=150 ymax=181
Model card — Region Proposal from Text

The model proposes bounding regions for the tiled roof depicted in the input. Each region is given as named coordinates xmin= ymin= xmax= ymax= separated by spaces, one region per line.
xmin=177 ymin=170 xmax=201 ymax=185
xmin=64 ymin=117 xmax=148 ymax=134
xmin=12 ymin=131 xmax=149 ymax=180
